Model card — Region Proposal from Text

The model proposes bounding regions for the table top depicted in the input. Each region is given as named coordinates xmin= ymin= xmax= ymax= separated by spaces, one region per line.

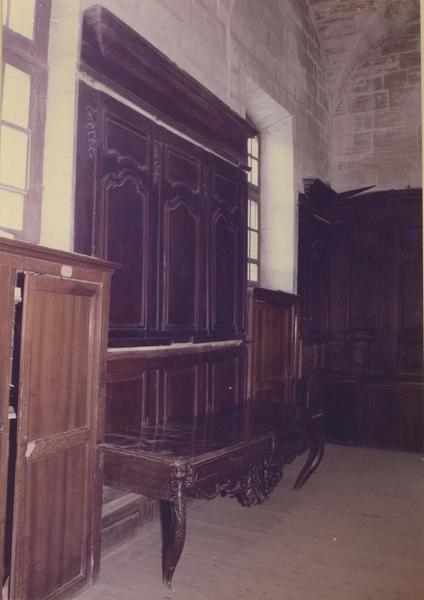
xmin=101 ymin=401 xmax=319 ymax=461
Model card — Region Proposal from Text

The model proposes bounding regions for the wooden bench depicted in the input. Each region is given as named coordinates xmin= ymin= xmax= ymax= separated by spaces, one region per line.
xmin=99 ymin=401 xmax=324 ymax=585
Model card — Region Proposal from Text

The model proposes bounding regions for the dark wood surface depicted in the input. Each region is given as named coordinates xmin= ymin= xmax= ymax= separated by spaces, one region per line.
xmin=0 ymin=239 xmax=114 ymax=599
xmin=297 ymin=183 xmax=423 ymax=450
xmin=100 ymin=400 xmax=324 ymax=585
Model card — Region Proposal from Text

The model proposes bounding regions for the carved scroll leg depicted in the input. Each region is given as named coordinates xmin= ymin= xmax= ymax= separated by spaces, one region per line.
xmin=160 ymin=492 xmax=187 ymax=587
xmin=293 ymin=428 xmax=325 ymax=490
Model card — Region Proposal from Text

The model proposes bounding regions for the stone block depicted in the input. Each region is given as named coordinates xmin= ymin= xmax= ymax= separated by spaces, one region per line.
xmin=389 ymin=87 xmax=417 ymax=108
xmin=374 ymin=92 xmax=388 ymax=109
xmin=408 ymin=70 xmax=420 ymax=86
xmin=353 ymin=113 xmax=373 ymax=131
xmin=374 ymin=109 xmax=401 ymax=129
xmin=383 ymin=70 xmax=408 ymax=90
xmin=399 ymin=52 xmax=421 ymax=69
xmin=352 ymin=132 xmax=372 ymax=153
xmin=373 ymin=129 xmax=417 ymax=152
xmin=381 ymin=35 xmax=418 ymax=56
xmin=353 ymin=79 xmax=370 ymax=93
xmin=373 ymin=77 xmax=382 ymax=91
xmin=351 ymin=94 xmax=373 ymax=113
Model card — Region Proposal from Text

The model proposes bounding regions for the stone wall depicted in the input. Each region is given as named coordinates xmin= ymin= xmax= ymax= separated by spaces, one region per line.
xmin=330 ymin=19 xmax=421 ymax=191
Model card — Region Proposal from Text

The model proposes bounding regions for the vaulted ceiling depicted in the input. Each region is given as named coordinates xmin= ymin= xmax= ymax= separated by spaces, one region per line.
xmin=307 ymin=0 xmax=420 ymax=111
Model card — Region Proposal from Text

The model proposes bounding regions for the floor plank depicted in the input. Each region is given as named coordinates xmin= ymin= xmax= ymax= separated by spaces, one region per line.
xmin=78 ymin=444 xmax=424 ymax=600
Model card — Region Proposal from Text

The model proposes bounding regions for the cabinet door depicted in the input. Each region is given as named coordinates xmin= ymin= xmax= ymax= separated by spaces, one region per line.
xmin=76 ymin=84 xmax=155 ymax=342
xmin=10 ymin=274 xmax=103 ymax=600
xmin=208 ymin=156 xmax=246 ymax=338
xmin=159 ymin=131 xmax=205 ymax=339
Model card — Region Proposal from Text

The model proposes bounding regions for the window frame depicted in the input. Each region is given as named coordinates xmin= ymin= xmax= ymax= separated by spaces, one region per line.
xmin=247 ymin=130 xmax=260 ymax=285
xmin=1 ymin=0 xmax=50 ymax=242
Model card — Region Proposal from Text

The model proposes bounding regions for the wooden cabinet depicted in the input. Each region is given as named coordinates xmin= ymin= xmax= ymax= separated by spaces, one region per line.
xmin=298 ymin=182 xmax=423 ymax=450
xmin=76 ymin=7 xmax=253 ymax=348
xmin=76 ymin=83 xmax=248 ymax=347
xmin=246 ymin=287 xmax=300 ymax=406
xmin=0 ymin=239 xmax=114 ymax=599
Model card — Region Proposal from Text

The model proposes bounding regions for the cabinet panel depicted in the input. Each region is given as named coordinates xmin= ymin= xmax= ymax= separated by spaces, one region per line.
xmin=247 ymin=288 xmax=300 ymax=406
xmin=163 ymin=364 xmax=200 ymax=422
xmin=206 ymin=347 xmax=243 ymax=411
xmin=23 ymin=444 xmax=88 ymax=599
xmin=26 ymin=281 xmax=94 ymax=439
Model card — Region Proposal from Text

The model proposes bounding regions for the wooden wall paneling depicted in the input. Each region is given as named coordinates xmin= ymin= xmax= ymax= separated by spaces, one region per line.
xmin=10 ymin=273 xmax=107 ymax=599
xmin=159 ymin=130 xmax=206 ymax=340
xmin=298 ymin=184 xmax=423 ymax=450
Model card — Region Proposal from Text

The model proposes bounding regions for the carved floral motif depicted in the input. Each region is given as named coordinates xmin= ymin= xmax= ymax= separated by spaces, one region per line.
xmin=86 ymin=106 xmax=97 ymax=159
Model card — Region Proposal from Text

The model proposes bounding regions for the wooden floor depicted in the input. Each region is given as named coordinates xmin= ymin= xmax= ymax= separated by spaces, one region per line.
xmin=78 ymin=444 xmax=424 ymax=600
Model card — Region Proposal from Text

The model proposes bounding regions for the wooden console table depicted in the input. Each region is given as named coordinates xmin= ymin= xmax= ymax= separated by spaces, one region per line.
xmin=99 ymin=401 xmax=324 ymax=585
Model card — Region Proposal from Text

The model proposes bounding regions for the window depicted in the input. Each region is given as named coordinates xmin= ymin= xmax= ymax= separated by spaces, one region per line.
xmin=0 ymin=0 xmax=50 ymax=242
xmin=247 ymin=133 xmax=260 ymax=283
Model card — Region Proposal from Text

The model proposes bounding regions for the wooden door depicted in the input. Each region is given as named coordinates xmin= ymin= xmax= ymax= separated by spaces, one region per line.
xmin=159 ymin=131 xmax=205 ymax=339
xmin=10 ymin=273 xmax=103 ymax=600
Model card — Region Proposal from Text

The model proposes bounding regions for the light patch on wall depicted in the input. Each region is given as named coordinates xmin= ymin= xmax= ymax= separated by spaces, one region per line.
xmin=2 ymin=64 xmax=30 ymax=127
xmin=0 ymin=125 xmax=28 ymax=189
xmin=0 ymin=189 xmax=24 ymax=230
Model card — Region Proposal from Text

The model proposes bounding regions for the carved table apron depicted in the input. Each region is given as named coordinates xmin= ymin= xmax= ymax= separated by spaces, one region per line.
xmin=99 ymin=401 xmax=324 ymax=585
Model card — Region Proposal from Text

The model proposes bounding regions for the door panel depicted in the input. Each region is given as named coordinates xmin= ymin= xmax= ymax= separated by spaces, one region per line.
xmin=11 ymin=274 xmax=101 ymax=600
